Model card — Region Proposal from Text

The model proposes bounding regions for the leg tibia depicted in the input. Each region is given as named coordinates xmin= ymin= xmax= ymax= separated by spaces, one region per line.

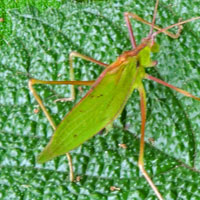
xmin=124 ymin=12 xmax=137 ymax=49
xmin=146 ymin=74 xmax=200 ymax=101
xmin=138 ymin=164 xmax=164 ymax=200
xmin=29 ymin=78 xmax=95 ymax=182
xmin=138 ymin=86 xmax=164 ymax=200
xmin=69 ymin=51 xmax=108 ymax=100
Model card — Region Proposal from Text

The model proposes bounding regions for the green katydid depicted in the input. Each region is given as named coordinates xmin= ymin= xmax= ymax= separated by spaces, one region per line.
xmin=29 ymin=0 xmax=200 ymax=199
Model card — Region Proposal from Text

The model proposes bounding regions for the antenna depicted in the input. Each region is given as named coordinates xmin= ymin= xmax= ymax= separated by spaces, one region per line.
xmin=152 ymin=16 xmax=200 ymax=37
xmin=149 ymin=0 xmax=159 ymax=35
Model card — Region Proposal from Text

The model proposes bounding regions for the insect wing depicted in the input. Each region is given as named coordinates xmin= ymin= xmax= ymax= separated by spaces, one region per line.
xmin=38 ymin=57 xmax=137 ymax=163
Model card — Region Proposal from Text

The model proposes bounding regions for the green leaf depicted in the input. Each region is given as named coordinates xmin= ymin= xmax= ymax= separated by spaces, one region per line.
xmin=1 ymin=0 xmax=200 ymax=199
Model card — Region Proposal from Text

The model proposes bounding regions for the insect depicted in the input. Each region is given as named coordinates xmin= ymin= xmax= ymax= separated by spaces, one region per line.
xmin=29 ymin=0 xmax=200 ymax=199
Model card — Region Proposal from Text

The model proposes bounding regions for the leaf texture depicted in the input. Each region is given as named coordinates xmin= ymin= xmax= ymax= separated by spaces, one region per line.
xmin=0 ymin=0 xmax=200 ymax=199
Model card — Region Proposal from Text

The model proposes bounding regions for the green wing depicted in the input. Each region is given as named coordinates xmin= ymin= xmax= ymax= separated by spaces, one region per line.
xmin=38 ymin=57 xmax=138 ymax=163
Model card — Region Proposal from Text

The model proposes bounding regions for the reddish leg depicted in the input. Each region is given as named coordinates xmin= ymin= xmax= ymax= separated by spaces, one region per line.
xmin=68 ymin=52 xmax=108 ymax=101
xmin=138 ymin=86 xmax=164 ymax=200
xmin=29 ymin=79 xmax=95 ymax=181
xmin=145 ymin=74 xmax=200 ymax=101
xmin=29 ymin=52 xmax=108 ymax=181
xmin=29 ymin=52 xmax=107 ymax=181
xmin=124 ymin=12 xmax=137 ymax=49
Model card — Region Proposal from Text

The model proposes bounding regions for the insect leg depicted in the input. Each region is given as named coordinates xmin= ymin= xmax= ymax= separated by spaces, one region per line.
xmin=145 ymin=74 xmax=200 ymax=101
xmin=124 ymin=12 xmax=183 ymax=39
xmin=69 ymin=51 xmax=108 ymax=101
xmin=124 ymin=13 xmax=137 ymax=49
xmin=138 ymin=85 xmax=164 ymax=200
xmin=29 ymin=78 xmax=95 ymax=182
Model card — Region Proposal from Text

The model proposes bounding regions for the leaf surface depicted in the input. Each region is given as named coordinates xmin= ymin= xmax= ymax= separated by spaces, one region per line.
xmin=0 ymin=0 xmax=200 ymax=199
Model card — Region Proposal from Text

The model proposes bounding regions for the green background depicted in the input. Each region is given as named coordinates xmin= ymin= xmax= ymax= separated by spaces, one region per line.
xmin=0 ymin=0 xmax=200 ymax=199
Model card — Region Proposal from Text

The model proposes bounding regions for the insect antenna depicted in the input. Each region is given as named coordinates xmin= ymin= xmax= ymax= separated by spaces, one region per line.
xmin=149 ymin=0 xmax=159 ymax=36
xmin=152 ymin=16 xmax=200 ymax=37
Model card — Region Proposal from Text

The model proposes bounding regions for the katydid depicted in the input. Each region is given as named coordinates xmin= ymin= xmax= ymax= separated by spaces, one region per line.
xmin=29 ymin=0 xmax=200 ymax=199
